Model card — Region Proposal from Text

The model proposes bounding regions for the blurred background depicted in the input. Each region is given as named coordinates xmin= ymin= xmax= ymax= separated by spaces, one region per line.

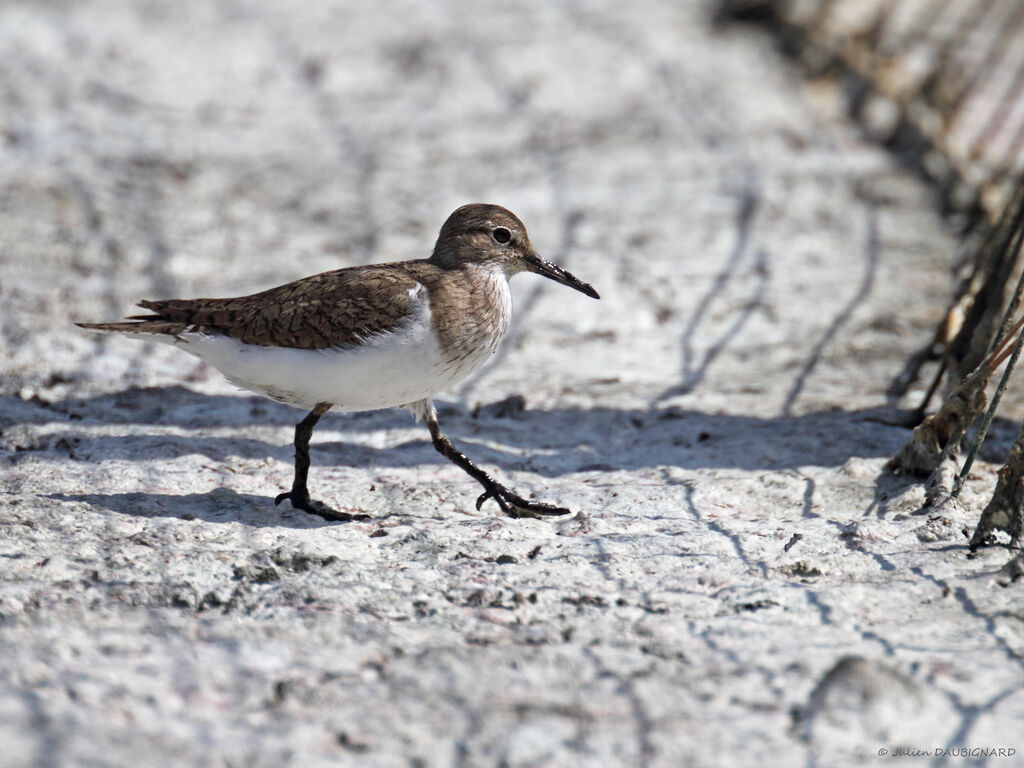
xmin=0 ymin=0 xmax=960 ymax=413
xmin=728 ymin=0 xmax=1024 ymax=221
xmin=3 ymin=1 xmax=1024 ymax=766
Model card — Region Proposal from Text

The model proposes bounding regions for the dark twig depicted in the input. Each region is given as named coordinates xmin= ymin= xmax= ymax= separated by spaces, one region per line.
xmin=954 ymin=317 xmax=1024 ymax=497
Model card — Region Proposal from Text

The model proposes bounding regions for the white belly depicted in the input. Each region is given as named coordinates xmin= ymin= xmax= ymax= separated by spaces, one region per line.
xmin=164 ymin=284 xmax=502 ymax=411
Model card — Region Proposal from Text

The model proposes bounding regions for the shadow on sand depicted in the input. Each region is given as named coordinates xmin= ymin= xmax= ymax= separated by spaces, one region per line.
xmin=46 ymin=487 xmax=345 ymax=529
xmin=14 ymin=385 xmax=1014 ymax=526
xmin=4 ymin=383 xmax=932 ymax=475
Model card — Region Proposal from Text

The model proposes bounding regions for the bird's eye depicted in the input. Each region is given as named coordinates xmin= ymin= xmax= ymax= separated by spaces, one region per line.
xmin=492 ymin=227 xmax=512 ymax=244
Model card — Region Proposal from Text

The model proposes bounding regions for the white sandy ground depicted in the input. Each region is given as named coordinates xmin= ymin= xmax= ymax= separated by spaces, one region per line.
xmin=1 ymin=1 xmax=1023 ymax=766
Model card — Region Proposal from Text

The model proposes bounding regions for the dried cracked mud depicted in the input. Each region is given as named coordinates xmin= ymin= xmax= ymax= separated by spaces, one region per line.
xmin=1 ymin=1 xmax=1023 ymax=767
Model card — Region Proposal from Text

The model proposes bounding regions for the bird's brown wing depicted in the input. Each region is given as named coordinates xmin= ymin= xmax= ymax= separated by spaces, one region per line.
xmin=78 ymin=263 xmax=425 ymax=350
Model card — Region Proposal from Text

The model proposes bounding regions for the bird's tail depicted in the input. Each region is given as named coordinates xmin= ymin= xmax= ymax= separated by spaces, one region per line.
xmin=75 ymin=302 xmax=189 ymax=337
xmin=76 ymin=321 xmax=178 ymax=334
xmin=76 ymin=298 xmax=228 ymax=338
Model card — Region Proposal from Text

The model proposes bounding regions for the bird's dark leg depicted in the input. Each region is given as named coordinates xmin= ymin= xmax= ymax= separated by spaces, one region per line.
xmin=275 ymin=402 xmax=368 ymax=522
xmin=418 ymin=400 xmax=569 ymax=519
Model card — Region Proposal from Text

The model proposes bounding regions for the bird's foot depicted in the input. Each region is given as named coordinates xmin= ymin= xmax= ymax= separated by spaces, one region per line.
xmin=475 ymin=482 xmax=570 ymax=519
xmin=274 ymin=489 xmax=370 ymax=522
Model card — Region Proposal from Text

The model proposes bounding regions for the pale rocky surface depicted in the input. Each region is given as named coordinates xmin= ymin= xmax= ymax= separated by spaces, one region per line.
xmin=1 ymin=1 xmax=1023 ymax=767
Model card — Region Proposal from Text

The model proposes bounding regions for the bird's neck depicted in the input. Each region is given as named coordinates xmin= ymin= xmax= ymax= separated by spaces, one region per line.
xmin=426 ymin=262 xmax=513 ymax=374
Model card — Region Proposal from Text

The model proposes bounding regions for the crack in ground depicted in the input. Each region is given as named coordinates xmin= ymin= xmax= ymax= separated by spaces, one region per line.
xmin=581 ymin=645 xmax=656 ymax=768
xmin=783 ymin=199 xmax=880 ymax=416
xmin=670 ymin=471 xmax=769 ymax=579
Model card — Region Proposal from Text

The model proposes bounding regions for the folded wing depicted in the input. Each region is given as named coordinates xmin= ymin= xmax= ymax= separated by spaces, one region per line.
xmin=76 ymin=263 xmax=424 ymax=350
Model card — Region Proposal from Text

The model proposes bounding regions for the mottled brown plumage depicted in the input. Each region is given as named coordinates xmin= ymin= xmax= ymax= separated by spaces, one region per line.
xmin=80 ymin=263 xmax=423 ymax=350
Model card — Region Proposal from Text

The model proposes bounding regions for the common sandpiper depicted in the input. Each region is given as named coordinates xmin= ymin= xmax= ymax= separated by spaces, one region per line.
xmin=77 ymin=203 xmax=600 ymax=521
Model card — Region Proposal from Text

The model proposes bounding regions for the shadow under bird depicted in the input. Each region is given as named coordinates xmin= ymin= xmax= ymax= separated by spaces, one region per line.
xmin=77 ymin=203 xmax=599 ymax=520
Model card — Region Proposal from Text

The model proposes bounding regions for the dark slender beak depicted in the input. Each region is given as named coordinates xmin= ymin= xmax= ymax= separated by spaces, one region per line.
xmin=522 ymin=252 xmax=600 ymax=299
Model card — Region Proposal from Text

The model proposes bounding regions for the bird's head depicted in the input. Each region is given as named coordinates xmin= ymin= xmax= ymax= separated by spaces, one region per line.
xmin=430 ymin=203 xmax=600 ymax=299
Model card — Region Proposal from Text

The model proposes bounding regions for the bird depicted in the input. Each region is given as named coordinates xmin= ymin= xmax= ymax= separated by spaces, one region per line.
xmin=76 ymin=203 xmax=600 ymax=521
